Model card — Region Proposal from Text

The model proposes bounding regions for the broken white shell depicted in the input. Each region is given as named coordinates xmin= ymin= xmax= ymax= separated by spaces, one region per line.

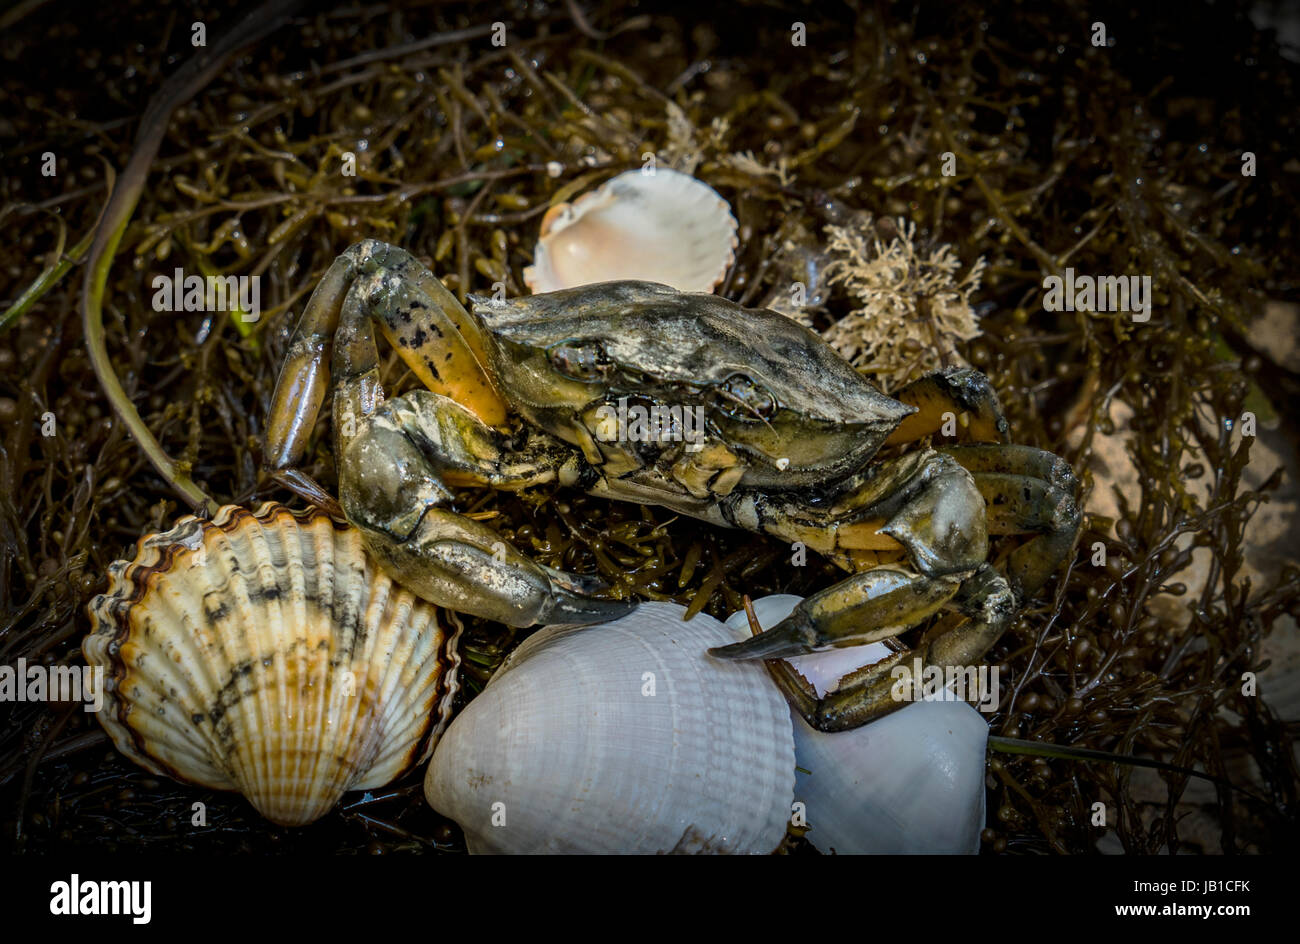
xmin=726 ymin=595 xmax=988 ymax=854
xmin=424 ymin=602 xmax=794 ymax=854
xmin=84 ymin=503 xmax=462 ymax=827
xmin=523 ymin=168 xmax=738 ymax=293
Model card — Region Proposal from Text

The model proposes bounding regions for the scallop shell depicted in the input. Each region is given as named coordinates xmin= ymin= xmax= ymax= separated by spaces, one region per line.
xmin=523 ymin=168 xmax=738 ymax=294
xmin=727 ymin=595 xmax=988 ymax=854
xmin=83 ymin=503 xmax=462 ymax=827
xmin=424 ymin=602 xmax=794 ymax=854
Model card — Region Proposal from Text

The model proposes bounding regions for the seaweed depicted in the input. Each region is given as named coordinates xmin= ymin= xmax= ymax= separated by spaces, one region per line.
xmin=0 ymin=0 xmax=1296 ymax=854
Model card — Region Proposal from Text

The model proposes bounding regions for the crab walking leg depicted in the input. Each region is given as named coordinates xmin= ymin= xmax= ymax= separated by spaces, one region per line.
xmin=264 ymin=248 xmax=364 ymax=470
xmin=884 ymin=366 xmax=1011 ymax=446
xmin=722 ymin=449 xmax=988 ymax=571
xmin=336 ymin=390 xmax=631 ymax=627
xmin=940 ymin=443 xmax=1083 ymax=599
xmin=265 ymin=265 xmax=391 ymax=516
xmin=939 ymin=442 xmax=1081 ymax=498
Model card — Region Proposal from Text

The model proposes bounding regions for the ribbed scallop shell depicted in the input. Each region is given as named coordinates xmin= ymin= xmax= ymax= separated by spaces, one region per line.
xmin=83 ymin=503 xmax=461 ymax=827
xmin=424 ymin=602 xmax=794 ymax=854
xmin=523 ymin=168 xmax=738 ymax=294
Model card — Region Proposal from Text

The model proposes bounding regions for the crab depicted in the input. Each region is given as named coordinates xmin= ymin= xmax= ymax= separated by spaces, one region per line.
xmin=263 ymin=239 xmax=1081 ymax=732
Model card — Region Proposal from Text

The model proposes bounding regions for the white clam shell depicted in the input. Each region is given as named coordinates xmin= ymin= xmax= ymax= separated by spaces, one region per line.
xmin=83 ymin=504 xmax=462 ymax=827
xmin=523 ymin=168 xmax=738 ymax=294
xmin=726 ymin=595 xmax=989 ymax=854
xmin=424 ymin=602 xmax=794 ymax=854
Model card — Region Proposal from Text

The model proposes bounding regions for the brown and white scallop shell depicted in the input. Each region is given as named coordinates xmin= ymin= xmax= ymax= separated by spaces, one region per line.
xmin=523 ymin=168 xmax=738 ymax=294
xmin=83 ymin=503 xmax=461 ymax=827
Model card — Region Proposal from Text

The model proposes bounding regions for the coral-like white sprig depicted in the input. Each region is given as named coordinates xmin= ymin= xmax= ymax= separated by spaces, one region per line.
xmin=821 ymin=216 xmax=986 ymax=388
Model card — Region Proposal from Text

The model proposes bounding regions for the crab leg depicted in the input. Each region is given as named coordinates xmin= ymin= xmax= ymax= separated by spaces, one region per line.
xmin=330 ymin=267 xmax=625 ymax=626
xmin=711 ymin=441 xmax=1071 ymax=728
xmin=264 ymin=239 xmax=507 ymax=473
xmin=714 ymin=441 xmax=1079 ymax=727
xmin=759 ymin=566 xmax=1015 ymax=731
xmin=884 ymin=366 xmax=1011 ymax=445
xmin=264 ymin=239 xmax=624 ymax=626
xmin=337 ymin=390 xmax=629 ymax=626
xmin=939 ymin=442 xmax=1080 ymax=495
xmin=941 ymin=443 xmax=1083 ymax=599
xmin=264 ymin=248 xmax=363 ymax=470
xmin=717 ymin=568 xmax=963 ymax=660
xmin=713 ymin=450 xmax=986 ymax=659
xmin=348 ymin=242 xmax=506 ymax=427
xmin=720 ymin=449 xmax=988 ymax=571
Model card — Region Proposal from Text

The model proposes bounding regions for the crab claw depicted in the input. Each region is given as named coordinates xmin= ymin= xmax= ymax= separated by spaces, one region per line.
xmin=361 ymin=516 xmax=634 ymax=629
xmin=709 ymin=567 xmax=960 ymax=661
xmin=538 ymin=565 xmax=637 ymax=624
xmin=708 ymin=608 xmax=823 ymax=661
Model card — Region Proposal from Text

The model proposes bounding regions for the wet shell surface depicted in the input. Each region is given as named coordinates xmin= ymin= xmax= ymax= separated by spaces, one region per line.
xmin=727 ymin=595 xmax=989 ymax=854
xmin=424 ymin=602 xmax=794 ymax=854
xmin=523 ymin=168 xmax=738 ymax=294
xmin=83 ymin=503 xmax=462 ymax=827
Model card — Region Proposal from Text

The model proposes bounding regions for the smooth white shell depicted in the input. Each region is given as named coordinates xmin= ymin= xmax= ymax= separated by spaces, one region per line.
xmin=523 ymin=168 xmax=738 ymax=294
xmin=84 ymin=504 xmax=462 ymax=827
xmin=424 ymin=602 xmax=794 ymax=854
xmin=726 ymin=595 xmax=988 ymax=854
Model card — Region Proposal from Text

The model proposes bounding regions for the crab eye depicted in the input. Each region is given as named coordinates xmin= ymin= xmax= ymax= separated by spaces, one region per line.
xmin=709 ymin=374 xmax=777 ymax=421
xmin=548 ymin=340 xmax=612 ymax=382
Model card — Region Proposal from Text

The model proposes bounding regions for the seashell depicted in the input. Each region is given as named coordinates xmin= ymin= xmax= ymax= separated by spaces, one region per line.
xmin=727 ymin=595 xmax=988 ymax=854
xmin=424 ymin=602 xmax=793 ymax=854
xmin=83 ymin=503 xmax=462 ymax=827
xmin=523 ymin=168 xmax=738 ymax=294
